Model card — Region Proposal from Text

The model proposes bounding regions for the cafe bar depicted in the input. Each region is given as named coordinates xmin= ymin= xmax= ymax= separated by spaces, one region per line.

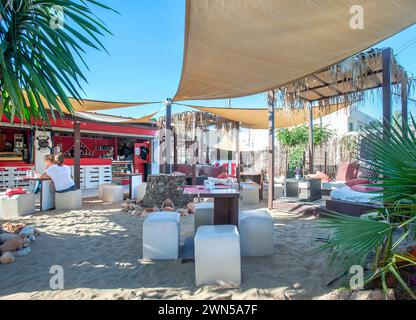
xmin=0 ymin=112 xmax=159 ymax=190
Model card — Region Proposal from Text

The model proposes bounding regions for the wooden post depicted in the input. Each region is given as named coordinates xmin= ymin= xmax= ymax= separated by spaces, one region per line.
xmin=382 ymin=48 xmax=392 ymax=140
xmin=267 ymin=90 xmax=275 ymax=209
xmin=74 ymin=121 xmax=81 ymax=189
xmin=192 ymin=164 xmax=197 ymax=185
xmin=308 ymin=103 xmax=314 ymax=174
xmin=164 ymin=100 xmax=172 ymax=174
xmin=235 ymin=121 xmax=240 ymax=182
xmin=401 ymin=76 xmax=408 ymax=131
xmin=173 ymin=127 xmax=178 ymax=172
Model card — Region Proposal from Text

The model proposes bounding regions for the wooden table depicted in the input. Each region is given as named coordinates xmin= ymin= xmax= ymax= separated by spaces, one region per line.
xmin=184 ymin=186 xmax=240 ymax=226
xmin=21 ymin=177 xmax=55 ymax=211
xmin=240 ymin=172 xmax=263 ymax=200
xmin=117 ymin=173 xmax=143 ymax=200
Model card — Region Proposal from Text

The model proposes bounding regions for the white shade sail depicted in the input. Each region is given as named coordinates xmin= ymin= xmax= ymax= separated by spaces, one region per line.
xmin=174 ymin=0 xmax=416 ymax=101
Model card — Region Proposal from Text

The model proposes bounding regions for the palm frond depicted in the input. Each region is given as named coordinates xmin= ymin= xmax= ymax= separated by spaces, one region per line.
xmin=319 ymin=213 xmax=391 ymax=272
xmin=0 ymin=0 xmax=115 ymax=124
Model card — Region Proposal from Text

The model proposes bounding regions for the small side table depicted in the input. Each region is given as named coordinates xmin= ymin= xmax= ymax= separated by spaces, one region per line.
xmin=284 ymin=178 xmax=322 ymax=201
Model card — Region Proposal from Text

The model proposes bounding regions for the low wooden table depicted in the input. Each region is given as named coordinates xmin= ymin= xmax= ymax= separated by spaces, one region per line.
xmin=20 ymin=177 xmax=55 ymax=211
xmin=183 ymin=186 xmax=240 ymax=226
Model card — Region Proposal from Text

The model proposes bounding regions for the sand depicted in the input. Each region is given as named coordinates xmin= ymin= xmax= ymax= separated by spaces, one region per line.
xmin=0 ymin=198 xmax=339 ymax=300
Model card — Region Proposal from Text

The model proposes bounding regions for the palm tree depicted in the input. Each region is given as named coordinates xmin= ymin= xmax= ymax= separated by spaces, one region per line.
xmin=320 ymin=117 xmax=416 ymax=299
xmin=0 ymin=0 xmax=115 ymax=124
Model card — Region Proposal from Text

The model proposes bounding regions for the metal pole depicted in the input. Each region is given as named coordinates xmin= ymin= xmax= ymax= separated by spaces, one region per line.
xmin=382 ymin=48 xmax=392 ymax=140
xmin=74 ymin=121 xmax=81 ymax=189
xmin=267 ymin=90 xmax=275 ymax=209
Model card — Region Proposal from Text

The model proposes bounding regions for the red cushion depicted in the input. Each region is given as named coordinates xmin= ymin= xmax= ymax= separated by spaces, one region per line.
xmin=217 ymin=172 xmax=228 ymax=179
xmin=336 ymin=162 xmax=360 ymax=181
xmin=176 ymin=164 xmax=193 ymax=176
xmin=202 ymin=165 xmax=226 ymax=178
xmin=5 ymin=188 xmax=26 ymax=197
xmin=351 ymin=184 xmax=383 ymax=193
xmin=346 ymin=178 xmax=371 ymax=187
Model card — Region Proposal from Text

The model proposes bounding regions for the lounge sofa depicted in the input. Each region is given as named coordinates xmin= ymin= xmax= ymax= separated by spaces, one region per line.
xmin=175 ymin=164 xmax=227 ymax=185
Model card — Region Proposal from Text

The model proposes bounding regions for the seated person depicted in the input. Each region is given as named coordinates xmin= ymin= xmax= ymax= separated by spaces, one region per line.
xmin=35 ymin=154 xmax=77 ymax=193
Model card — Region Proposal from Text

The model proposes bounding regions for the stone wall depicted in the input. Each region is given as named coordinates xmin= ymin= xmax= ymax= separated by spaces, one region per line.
xmin=142 ymin=174 xmax=192 ymax=208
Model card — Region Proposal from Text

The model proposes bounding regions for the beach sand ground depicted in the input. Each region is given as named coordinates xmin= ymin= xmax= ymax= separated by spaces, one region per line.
xmin=0 ymin=198 xmax=340 ymax=300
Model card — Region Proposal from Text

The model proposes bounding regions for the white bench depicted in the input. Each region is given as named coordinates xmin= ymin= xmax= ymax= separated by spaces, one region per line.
xmin=0 ymin=193 xmax=36 ymax=219
xmin=239 ymin=210 xmax=274 ymax=257
xmin=55 ymin=189 xmax=82 ymax=210
xmin=194 ymin=225 xmax=241 ymax=286
xmin=102 ymin=184 xmax=124 ymax=203
xmin=98 ymin=183 xmax=113 ymax=199
xmin=143 ymin=212 xmax=180 ymax=260
xmin=194 ymin=202 xmax=214 ymax=233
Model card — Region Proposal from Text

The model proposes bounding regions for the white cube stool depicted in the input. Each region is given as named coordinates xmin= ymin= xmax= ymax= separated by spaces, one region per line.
xmin=143 ymin=212 xmax=180 ymax=260
xmin=239 ymin=210 xmax=274 ymax=257
xmin=0 ymin=193 xmax=36 ymax=219
xmin=102 ymin=184 xmax=124 ymax=203
xmin=55 ymin=189 xmax=82 ymax=210
xmin=194 ymin=202 xmax=214 ymax=233
xmin=98 ymin=183 xmax=113 ymax=199
xmin=136 ymin=183 xmax=147 ymax=202
xmin=194 ymin=225 xmax=241 ymax=286
xmin=240 ymin=183 xmax=260 ymax=205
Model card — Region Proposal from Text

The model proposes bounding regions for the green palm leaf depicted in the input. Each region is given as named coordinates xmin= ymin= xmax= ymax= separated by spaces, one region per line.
xmin=0 ymin=0 xmax=115 ymax=124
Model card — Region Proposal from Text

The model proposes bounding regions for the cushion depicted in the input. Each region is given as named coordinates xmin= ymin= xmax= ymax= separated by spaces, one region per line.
xmin=357 ymin=162 xmax=378 ymax=179
xmin=346 ymin=178 xmax=371 ymax=187
xmin=201 ymin=165 xmax=226 ymax=178
xmin=351 ymin=184 xmax=383 ymax=193
xmin=176 ymin=164 xmax=193 ymax=176
xmin=309 ymin=171 xmax=331 ymax=183
xmin=336 ymin=162 xmax=360 ymax=182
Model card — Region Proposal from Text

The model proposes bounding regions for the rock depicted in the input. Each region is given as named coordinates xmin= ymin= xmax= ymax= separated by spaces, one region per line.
xmin=0 ymin=236 xmax=26 ymax=253
xmin=177 ymin=209 xmax=188 ymax=216
xmin=187 ymin=202 xmax=195 ymax=214
xmin=0 ymin=252 xmax=15 ymax=264
xmin=317 ymin=289 xmax=352 ymax=300
xmin=0 ymin=233 xmax=17 ymax=244
xmin=349 ymin=289 xmax=395 ymax=300
xmin=142 ymin=174 xmax=191 ymax=208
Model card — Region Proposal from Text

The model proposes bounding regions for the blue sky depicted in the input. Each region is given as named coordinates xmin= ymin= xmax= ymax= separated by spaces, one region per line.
xmin=78 ymin=0 xmax=416 ymax=120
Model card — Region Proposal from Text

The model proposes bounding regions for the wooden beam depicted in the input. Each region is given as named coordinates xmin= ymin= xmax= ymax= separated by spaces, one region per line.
xmin=402 ymin=77 xmax=408 ymax=130
xmin=235 ymin=121 xmax=240 ymax=182
xmin=74 ymin=121 xmax=81 ymax=189
xmin=308 ymin=104 xmax=314 ymax=174
xmin=267 ymin=90 xmax=275 ymax=209
xmin=165 ymin=100 xmax=172 ymax=174
xmin=173 ymin=127 xmax=178 ymax=172
xmin=382 ymin=48 xmax=392 ymax=140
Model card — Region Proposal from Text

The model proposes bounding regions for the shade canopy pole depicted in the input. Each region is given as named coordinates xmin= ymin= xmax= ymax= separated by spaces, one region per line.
xmin=267 ymin=90 xmax=275 ymax=210
xmin=164 ymin=99 xmax=173 ymax=174
xmin=173 ymin=127 xmax=178 ymax=172
xmin=73 ymin=121 xmax=81 ymax=189
xmin=235 ymin=121 xmax=240 ymax=182
xmin=382 ymin=48 xmax=393 ymax=140
xmin=308 ymin=102 xmax=314 ymax=175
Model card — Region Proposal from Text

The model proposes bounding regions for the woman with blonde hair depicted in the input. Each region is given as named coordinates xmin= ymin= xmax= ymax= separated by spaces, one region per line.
xmin=41 ymin=153 xmax=77 ymax=193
